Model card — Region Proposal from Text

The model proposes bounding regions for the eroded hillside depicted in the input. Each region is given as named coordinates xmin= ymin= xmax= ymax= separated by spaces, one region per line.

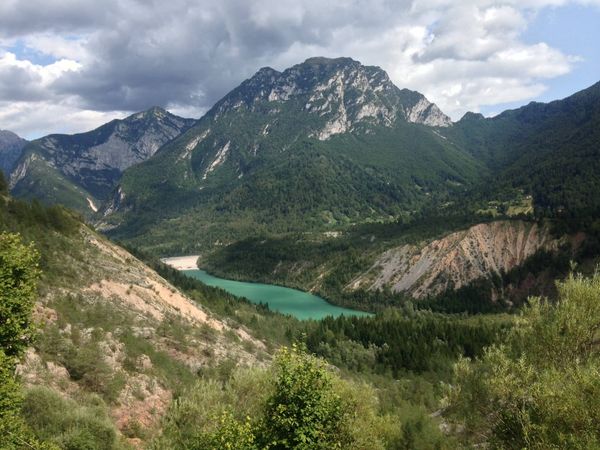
xmin=350 ymin=221 xmax=557 ymax=298
xmin=15 ymin=222 xmax=266 ymax=447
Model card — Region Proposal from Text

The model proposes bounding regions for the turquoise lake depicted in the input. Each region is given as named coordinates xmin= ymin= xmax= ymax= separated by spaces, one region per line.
xmin=183 ymin=269 xmax=371 ymax=320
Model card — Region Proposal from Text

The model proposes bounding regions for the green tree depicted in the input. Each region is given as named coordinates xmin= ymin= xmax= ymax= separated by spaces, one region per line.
xmin=0 ymin=232 xmax=54 ymax=449
xmin=0 ymin=170 xmax=8 ymax=195
xmin=450 ymin=271 xmax=600 ymax=449
xmin=153 ymin=346 xmax=401 ymax=449
xmin=258 ymin=345 xmax=354 ymax=450
xmin=1 ymin=232 xmax=40 ymax=359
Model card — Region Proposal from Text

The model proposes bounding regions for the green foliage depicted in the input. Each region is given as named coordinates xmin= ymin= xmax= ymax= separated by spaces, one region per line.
xmin=0 ymin=232 xmax=39 ymax=441
xmin=21 ymin=386 xmax=127 ymax=450
xmin=0 ymin=232 xmax=57 ymax=449
xmin=0 ymin=349 xmax=29 ymax=449
xmin=197 ymin=411 xmax=258 ymax=450
xmin=152 ymin=368 xmax=272 ymax=449
xmin=153 ymin=346 xmax=407 ymax=449
xmin=0 ymin=232 xmax=40 ymax=359
xmin=446 ymin=81 xmax=600 ymax=223
xmin=0 ymin=170 xmax=7 ymax=195
xmin=258 ymin=345 xmax=353 ymax=449
xmin=303 ymin=308 xmax=508 ymax=376
xmin=450 ymin=272 xmax=600 ymax=448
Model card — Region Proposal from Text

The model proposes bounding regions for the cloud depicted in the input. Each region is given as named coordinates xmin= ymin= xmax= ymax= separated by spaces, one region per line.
xmin=0 ymin=0 xmax=596 ymax=137
xmin=0 ymin=51 xmax=80 ymax=102
xmin=0 ymin=0 xmax=115 ymax=37
xmin=0 ymin=100 xmax=127 ymax=139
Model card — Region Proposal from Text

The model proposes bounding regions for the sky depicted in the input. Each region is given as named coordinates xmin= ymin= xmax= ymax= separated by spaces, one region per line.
xmin=0 ymin=0 xmax=599 ymax=139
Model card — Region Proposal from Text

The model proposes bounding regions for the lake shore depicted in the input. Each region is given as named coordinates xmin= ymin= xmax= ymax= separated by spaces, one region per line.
xmin=160 ymin=255 xmax=200 ymax=270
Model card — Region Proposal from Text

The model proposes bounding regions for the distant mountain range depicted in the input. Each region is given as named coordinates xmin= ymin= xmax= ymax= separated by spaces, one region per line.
xmin=3 ymin=57 xmax=599 ymax=256
xmin=7 ymin=107 xmax=195 ymax=214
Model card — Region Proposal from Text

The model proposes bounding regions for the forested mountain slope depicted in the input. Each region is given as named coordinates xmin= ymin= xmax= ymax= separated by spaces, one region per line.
xmin=443 ymin=81 xmax=600 ymax=219
xmin=100 ymin=57 xmax=485 ymax=254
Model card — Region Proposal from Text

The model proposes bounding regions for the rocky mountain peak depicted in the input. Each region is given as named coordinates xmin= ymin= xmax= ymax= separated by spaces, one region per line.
xmin=460 ymin=112 xmax=485 ymax=122
xmin=124 ymin=106 xmax=192 ymax=126
xmin=213 ymin=56 xmax=451 ymax=139
xmin=8 ymin=108 xmax=196 ymax=211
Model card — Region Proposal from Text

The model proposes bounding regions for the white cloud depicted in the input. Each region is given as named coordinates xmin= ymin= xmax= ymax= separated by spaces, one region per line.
xmin=23 ymin=34 xmax=90 ymax=61
xmin=0 ymin=100 xmax=127 ymax=139
xmin=0 ymin=51 xmax=80 ymax=102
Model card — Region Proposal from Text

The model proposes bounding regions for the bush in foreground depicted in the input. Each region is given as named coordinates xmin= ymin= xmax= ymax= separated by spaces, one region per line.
xmin=152 ymin=345 xmax=450 ymax=449
xmin=450 ymin=271 xmax=600 ymax=448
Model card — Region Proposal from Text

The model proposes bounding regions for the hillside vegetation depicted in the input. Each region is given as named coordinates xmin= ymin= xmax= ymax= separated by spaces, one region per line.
xmin=445 ymin=81 xmax=600 ymax=222
xmin=0 ymin=176 xmax=267 ymax=448
xmin=0 ymin=175 xmax=503 ymax=448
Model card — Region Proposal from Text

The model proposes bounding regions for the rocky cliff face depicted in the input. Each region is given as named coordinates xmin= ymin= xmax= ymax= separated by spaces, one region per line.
xmin=350 ymin=221 xmax=557 ymax=298
xmin=214 ymin=57 xmax=451 ymax=141
xmin=0 ymin=129 xmax=28 ymax=176
xmin=9 ymin=107 xmax=195 ymax=213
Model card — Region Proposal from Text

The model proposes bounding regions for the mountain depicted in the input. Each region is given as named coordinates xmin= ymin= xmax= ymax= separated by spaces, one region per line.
xmin=9 ymin=107 xmax=195 ymax=215
xmin=443 ymin=81 xmax=600 ymax=219
xmin=102 ymin=57 xmax=483 ymax=254
xmin=0 ymin=130 xmax=28 ymax=176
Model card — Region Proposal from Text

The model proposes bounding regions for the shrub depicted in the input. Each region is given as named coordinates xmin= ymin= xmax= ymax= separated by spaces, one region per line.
xmin=153 ymin=346 xmax=402 ymax=449
xmin=451 ymin=272 xmax=600 ymax=448
xmin=257 ymin=345 xmax=353 ymax=449
xmin=21 ymin=386 xmax=125 ymax=450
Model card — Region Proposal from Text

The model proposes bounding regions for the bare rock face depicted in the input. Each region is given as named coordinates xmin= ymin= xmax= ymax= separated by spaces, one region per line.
xmin=9 ymin=107 xmax=195 ymax=211
xmin=350 ymin=221 xmax=557 ymax=298
xmin=0 ymin=129 xmax=28 ymax=176
xmin=404 ymin=98 xmax=452 ymax=127
xmin=214 ymin=57 xmax=451 ymax=142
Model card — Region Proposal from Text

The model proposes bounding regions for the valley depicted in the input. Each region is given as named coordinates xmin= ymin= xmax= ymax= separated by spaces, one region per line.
xmin=2 ymin=53 xmax=600 ymax=449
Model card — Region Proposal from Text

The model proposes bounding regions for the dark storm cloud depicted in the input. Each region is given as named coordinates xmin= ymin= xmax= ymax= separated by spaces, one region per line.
xmin=47 ymin=0 xmax=413 ymax=112
xmin=0 ymin=0 xmax=114 ymax=37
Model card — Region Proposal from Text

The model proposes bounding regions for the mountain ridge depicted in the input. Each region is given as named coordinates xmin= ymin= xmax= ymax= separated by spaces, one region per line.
xmin=101 ymin=57 xmax=481 ymax=253
xmin=0 ymin=129 xmax=28 ymax=177
xmin=442 ymin=79 xmax=600 ymax=219
xmin=9 ymin=107 xmax=195 ymax=214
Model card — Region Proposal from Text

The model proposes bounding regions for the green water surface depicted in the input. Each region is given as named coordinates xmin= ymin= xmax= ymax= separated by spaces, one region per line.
xmin=184 ymin=269 xmax=371 ymax=320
